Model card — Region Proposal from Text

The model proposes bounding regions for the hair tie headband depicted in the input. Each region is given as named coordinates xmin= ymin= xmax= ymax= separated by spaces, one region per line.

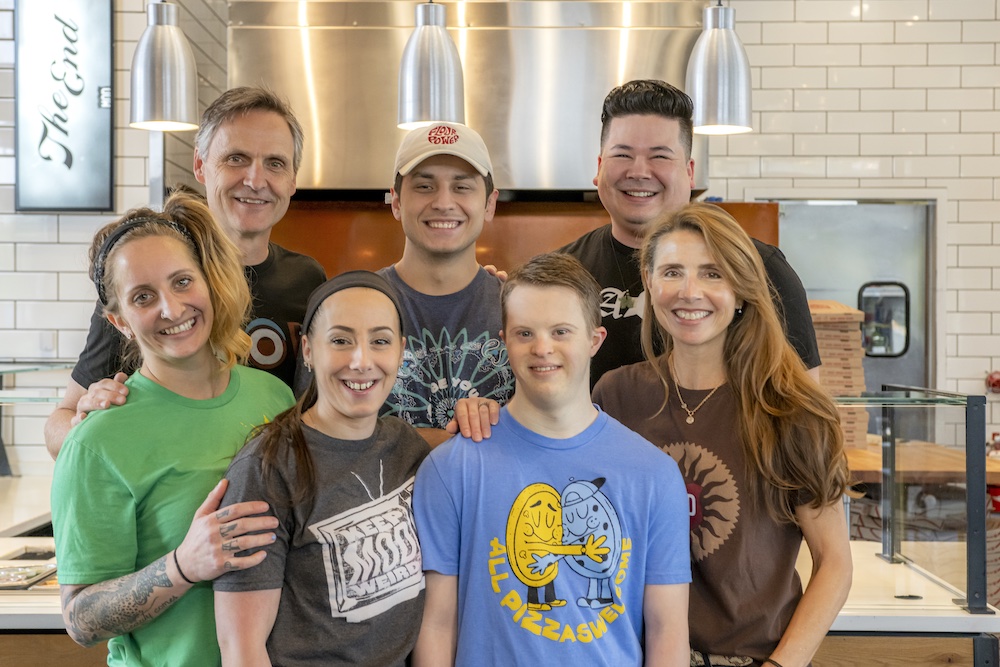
xmin=302 ymin=271 xmax=406 ymax=337
xmin=93 ymin=216 xmax=195 ymax=305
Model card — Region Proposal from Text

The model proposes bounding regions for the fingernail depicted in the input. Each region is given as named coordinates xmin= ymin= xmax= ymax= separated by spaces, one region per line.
xmin=270 ymin=533 xmax=277 ymax=542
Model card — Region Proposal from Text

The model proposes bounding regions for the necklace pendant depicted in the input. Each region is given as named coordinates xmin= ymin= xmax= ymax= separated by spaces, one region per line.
xmin=685 ymin=415 xmax=695 ymax=425
xmin=621 ymin=291 xmax=634 ymax=310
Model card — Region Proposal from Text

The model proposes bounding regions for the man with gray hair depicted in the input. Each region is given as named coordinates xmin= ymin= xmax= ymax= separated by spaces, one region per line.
xmin=44 ymin=86 xmax=326 ymax=458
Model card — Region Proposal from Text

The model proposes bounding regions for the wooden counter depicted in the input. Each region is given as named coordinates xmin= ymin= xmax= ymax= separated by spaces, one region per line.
xmin=846 ymin=442 xmax=1000 ymax=485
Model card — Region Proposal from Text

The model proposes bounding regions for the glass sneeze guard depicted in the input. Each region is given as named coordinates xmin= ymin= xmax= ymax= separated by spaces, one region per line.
xmin=837 ymin=385 xmax=990 ymax=615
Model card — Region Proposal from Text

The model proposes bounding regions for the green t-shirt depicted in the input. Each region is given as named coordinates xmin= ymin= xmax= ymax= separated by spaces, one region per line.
xmin=52 ymin=366 xmax=294 ymax=667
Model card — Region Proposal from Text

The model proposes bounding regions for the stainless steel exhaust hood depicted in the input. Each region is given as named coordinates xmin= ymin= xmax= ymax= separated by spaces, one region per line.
xmin=229 ymin=1 xmax=709 ymax=192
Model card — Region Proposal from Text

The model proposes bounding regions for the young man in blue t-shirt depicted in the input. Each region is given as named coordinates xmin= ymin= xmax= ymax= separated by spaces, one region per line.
xmin=413 ymin=252 xmax=690 ymax=666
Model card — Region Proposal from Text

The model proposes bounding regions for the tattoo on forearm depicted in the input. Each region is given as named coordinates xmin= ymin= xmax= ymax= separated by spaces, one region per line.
xmin=64 ymin=556 xmax=183 ymax=646
xmin=220 ymin=522 xmax=237 ymax=538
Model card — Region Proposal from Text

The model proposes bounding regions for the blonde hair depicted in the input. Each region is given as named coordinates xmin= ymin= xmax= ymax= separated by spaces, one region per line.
xmin=89 ymin=192 xmax=251 ymax=371
xmin=639 ymin=202 xmax=849 ymax=523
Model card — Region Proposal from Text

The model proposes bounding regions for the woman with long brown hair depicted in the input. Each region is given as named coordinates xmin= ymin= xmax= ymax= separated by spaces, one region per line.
xmin=593 ymin=202 xmax=852 ymax=667
xmin=52 ymin=191 xmax=295 ymax=666
xmin=214 ymin=271 xmax=430 ymax=666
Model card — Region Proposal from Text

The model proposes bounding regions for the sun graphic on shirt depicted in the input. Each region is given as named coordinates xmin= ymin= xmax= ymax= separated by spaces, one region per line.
xmin=662 ymin=442 xmax=740 ymax=561
xmin=386 ymin=327 xmax=514 ymax=428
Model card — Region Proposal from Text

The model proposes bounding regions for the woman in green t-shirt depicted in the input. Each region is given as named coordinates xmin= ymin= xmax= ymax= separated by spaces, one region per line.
xmin=51 ymin=192 xmax=294 ymax=666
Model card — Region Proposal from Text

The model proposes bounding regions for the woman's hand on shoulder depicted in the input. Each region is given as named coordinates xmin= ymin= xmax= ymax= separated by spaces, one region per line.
xmin=174 ymin=479 xmax=279 ymax=583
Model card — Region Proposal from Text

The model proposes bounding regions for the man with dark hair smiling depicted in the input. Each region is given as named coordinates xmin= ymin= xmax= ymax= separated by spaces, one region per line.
xmin=379 ymin=122 xmax=514 ymax=446
xmin=559 ymin=79 xmax=820 ymax=387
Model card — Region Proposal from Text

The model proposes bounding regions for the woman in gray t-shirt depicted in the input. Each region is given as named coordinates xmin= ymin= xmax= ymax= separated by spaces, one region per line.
xmin=214 ymin=271 xmax=430 ymax=667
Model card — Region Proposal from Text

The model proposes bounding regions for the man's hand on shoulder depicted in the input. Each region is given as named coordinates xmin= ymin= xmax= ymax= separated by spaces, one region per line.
xmin=75 ymin=372 xmax=130 ymax=423
xmin=45 ymin=373 xmax=130 ymax=459
xmin=446 ymin=398 xmax=500 ymax=442
xmin=483 ymin=265 xmax=508 ymax=282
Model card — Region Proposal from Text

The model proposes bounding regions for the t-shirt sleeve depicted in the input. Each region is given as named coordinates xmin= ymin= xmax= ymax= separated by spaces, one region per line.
xmin=643 ymin=451 xmax=692 ymax=585
xmin=758 ymin=242 xmax=821 ymax=369
xmin=71 ymin=301 xmax=128 ymax=388
xmin=306 ymin=258 xmax=327 ymax=286
xmin=591 ymin=371 xmax=623 ymax=416
xmin=413 ymin=452 xmax=461 ymax=576
xmin=51 ymin=437 xmax=138 ymax=584
xmin=212 ymin=451 xmax=290 ymax=592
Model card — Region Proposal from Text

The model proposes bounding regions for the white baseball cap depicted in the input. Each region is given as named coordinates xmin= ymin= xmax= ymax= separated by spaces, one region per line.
xmin=394 ymin=122 xmax=493 ymax=178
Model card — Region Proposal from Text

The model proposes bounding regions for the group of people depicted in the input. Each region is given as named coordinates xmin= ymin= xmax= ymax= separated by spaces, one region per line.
xmin=46 ymin=79 xmax=852 ymax=667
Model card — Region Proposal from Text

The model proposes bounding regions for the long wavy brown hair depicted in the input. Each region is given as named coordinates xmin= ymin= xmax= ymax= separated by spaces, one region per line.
xmin=639 ymin=202 xmax=849 ymax=524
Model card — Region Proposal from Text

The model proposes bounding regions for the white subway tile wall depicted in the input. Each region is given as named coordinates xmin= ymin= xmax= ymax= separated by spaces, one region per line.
xmin=702 ymin=0 xmax=1000 ymax=436
xmin=0 ymin=1 xmax=227 ymax=475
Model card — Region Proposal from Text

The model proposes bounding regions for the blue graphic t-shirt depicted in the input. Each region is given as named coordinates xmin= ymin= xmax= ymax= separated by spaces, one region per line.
xmin=377 ymin=266 xmax=515 ymax=428
xmin=414 ymin=408 xmax=690 ymax=664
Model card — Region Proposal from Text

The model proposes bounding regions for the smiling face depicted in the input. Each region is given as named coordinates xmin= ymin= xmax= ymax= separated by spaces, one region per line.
xmin=106 ymin=235 xmax=215 ymax=371
xmin=302 ymin=287 xmax=403 ymax=440
xmin=390 ymin=154 xmax=498 ymax=262
xmin=506 ymin=483 xmax=563 ymax=587
xmin=647 ymin=228 xmax=738 ymax=359
xmin=193 ymin=110 xmax=297 ymax=245
xmin=502 ymin=284 xmax=605 ymax=412
xmin=595 ymin=114 xmax=695 ymax=247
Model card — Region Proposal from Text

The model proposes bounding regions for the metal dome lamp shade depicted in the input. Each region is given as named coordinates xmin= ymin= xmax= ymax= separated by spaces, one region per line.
xmin=130 ymin=1 xmax=199 ymax=131
xmin=398 ymin=2 xmax=465 ymax=130
xmin=685 ymin=0 xmax=752 ymax=135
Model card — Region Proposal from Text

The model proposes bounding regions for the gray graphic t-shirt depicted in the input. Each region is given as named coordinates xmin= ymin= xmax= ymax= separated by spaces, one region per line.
xmin=378 ymin=266 xmax=515 ymax=428
xmin=215 ymin=417 xmax=430 ymax=666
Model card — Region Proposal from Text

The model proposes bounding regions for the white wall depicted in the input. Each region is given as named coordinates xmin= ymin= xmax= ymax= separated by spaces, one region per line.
xmin=0 ymin=0 xmax=226 ymax=475
xmin=702 ymin=0 xmax=1000 ymax=436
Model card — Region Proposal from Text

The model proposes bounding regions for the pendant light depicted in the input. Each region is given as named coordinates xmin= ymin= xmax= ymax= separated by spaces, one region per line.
xmin=398 ymin=2 xmax=465 ymax=130
xmin=685 ymin=0 xmax=752 ymax=135
xmin=130 ymin=1 xmax=199 ymax=131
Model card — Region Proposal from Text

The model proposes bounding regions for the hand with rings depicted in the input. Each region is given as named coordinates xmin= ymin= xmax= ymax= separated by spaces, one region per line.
xmin=446 ymin=397 xmax=501 ymax=442
xmin=172 ymin=479 xmax=277 ymax=584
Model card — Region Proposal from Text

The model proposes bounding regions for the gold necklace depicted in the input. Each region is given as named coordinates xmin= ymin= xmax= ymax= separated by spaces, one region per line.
xmin=668 ymin=356 xmax=722 ymax=425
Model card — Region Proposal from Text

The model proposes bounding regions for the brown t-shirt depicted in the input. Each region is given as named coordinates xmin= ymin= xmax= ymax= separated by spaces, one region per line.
xmin=593 ymin=360 xmax=804 ymax=662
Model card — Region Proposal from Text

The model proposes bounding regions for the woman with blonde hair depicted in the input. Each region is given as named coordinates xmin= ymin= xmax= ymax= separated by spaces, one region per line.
xmin=593 ymin=202 xmax=852 ymax=667
xmin=52 ymin=191 xmax=294 ymax=666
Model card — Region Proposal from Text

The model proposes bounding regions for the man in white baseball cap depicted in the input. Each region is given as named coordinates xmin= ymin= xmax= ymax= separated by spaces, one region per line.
xmin=378 ymin=123 xmax=513 ymax=445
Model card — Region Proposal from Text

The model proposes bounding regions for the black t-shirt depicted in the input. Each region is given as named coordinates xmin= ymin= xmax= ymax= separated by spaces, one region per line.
xmin=72 ymin=243 xmax=326 ymax=389
xmin=559 ymin=224 xmax=821 ymax=387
